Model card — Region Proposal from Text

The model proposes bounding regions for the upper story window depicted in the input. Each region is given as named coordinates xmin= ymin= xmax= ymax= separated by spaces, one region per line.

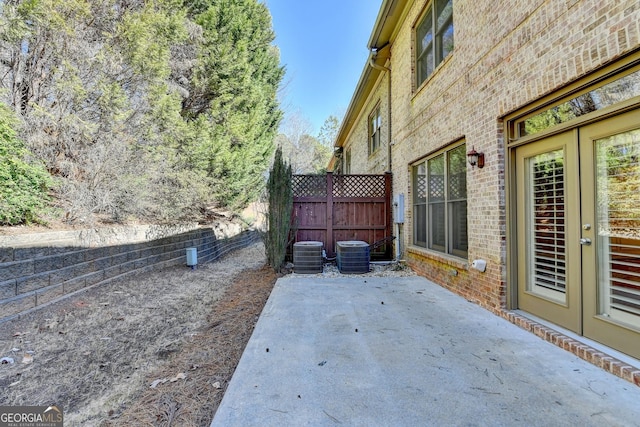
xmin=412 ymin=142 xmax=467 ymax=258
xmin=416 ymin=0 xmax=454 ymax=87
xmin=369 ymin=104 xmax=381 ymax=154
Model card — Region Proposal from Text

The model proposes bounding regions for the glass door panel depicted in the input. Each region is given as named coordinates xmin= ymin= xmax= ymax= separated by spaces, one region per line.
xmin=581 ymin=109 xmax=640 ymax=359
xmin=596 ymin=129 xmax=640 ymax=327
xmin=516 ymin=131 xmax=581 ymax=333
xmin=528 ymin=149 xmax=567 ymax=303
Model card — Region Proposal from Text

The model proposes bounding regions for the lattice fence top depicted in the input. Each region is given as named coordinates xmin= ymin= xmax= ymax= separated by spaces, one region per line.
xmin=292 ymin=175 xmax=327 ymax=197
xmin=292 ymin=174 xmax=388 ymax=198
xmin=332 ymin=174 xmax=387 ymax=197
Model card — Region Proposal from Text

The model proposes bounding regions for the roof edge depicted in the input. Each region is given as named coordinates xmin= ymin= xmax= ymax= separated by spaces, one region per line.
xmin=368 ymin=0 xmax=409 ymax=49
xmin=330 ymin=0 xmax=409 ymax=168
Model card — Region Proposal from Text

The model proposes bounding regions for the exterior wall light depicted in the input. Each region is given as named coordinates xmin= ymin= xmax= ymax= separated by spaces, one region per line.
xmin=467 ymin=146 xmax=485 ymax=169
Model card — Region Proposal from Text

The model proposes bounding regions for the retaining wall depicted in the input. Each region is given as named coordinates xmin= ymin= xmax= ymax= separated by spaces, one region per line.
xmin=0 ymin=228 xmax=260 ymax=322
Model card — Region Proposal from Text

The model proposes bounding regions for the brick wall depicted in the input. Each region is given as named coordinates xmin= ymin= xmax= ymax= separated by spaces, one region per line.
xmin=346 ymin=72 xmax=391 ymax=174
xmin=333 ymin=0 xmax=640 ymax=383
xmin=0 ymin=229 xmax=259 ymax=322
xmin=377 ymin=0 xmax=640 ymax=310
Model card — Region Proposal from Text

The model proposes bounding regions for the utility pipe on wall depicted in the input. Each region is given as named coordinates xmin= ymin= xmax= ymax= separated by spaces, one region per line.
xmin=368 ymin=47 xmax=392 ymax=172
xmin=369 ymin=46 xmax=402 ymax=259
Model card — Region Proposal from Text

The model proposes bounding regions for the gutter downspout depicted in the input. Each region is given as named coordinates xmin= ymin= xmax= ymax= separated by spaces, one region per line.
xmin=369 ymin=47 xmax=401 ymax=260
xmin=368 ymin=48 xmax=392 ymax=173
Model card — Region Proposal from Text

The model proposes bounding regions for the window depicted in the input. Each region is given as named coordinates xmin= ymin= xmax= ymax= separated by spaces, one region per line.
xmin=515 ymin=68 xmax=640 ymax=139
xmin=415 ymin=0 xmax=454 ymax=87
xmin=369 ymin=104 xmax=381 ymax=154
xmin=412 ymin=142 xmax=467 ymax=257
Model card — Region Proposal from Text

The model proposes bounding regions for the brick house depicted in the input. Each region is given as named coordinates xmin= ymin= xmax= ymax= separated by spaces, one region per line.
xmin=331 ymin=0 xmax=640 ymax=376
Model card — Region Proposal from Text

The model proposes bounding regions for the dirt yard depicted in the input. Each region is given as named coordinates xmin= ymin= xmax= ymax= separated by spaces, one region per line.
xmin=0 ymin=241 xmax=277 ymax=426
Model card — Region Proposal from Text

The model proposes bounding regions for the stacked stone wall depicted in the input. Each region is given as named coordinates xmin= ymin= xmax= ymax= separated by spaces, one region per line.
xmin=0 ymin=229 xmax=259 ymax=322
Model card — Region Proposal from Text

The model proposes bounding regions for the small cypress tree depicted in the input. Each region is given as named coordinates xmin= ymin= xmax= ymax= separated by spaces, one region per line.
xmin=265 ymin=146 xmax=293 ymax=271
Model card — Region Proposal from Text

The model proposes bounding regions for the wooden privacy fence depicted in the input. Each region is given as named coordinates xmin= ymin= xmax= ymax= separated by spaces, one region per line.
xmin=291 ymin=172 xmax=393 ymax=260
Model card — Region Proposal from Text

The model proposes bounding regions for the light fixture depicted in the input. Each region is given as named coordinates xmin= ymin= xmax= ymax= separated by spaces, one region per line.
xmin=467 ymin=146 xmax=485 ymax=169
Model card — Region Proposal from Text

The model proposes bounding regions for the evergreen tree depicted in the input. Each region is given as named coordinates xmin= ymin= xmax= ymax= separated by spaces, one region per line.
xmin=0 ymin=0 xmax=284 ymax=223
xmin=264 ymin=146 xmax=292 ymax=271
xmin=180 ymin=0 xmax=285 ymax=210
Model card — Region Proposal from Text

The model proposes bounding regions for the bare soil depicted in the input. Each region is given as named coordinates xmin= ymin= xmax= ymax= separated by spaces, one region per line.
xmin=0 ymin=242 xmax=277 ymax=426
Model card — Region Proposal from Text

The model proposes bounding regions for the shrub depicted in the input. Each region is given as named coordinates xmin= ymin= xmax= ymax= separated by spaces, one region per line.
xmin=0 ymin=105 xmax=52 ymax=225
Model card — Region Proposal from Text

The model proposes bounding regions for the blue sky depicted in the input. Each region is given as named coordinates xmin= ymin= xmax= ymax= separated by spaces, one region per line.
xmin=264 ymin=1 xmax=382 ymax=135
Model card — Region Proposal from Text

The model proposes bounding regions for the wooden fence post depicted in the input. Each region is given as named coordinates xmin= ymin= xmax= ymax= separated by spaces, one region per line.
xmin=326 ymin=172 xmax=334 ymax=257
xmin=385 ymin=171 xmax=392 ymax=229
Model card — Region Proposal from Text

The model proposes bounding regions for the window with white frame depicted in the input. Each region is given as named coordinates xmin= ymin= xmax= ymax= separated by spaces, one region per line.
xmin=369 ymin=104 xmax=381 ymax=154
xmin=412 ymin=142 xmax=467 ymax=257
xmin=415 ymin=0 xmax=454 ymax=87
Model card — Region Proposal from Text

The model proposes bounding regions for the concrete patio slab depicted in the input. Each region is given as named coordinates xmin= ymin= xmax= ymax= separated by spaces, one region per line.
xmin=211 ymin=275 xmax=640 ymax=427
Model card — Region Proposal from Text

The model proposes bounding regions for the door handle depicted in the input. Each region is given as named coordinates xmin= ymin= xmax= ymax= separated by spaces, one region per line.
xmin=579 ymin=238 xmax=592 ymax=246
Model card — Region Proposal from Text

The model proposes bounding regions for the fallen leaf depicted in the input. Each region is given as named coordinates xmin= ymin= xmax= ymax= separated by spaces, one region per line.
xmin=21 ymin=354 xmax=33 ymax=364
xmin=11 ymin=348 xmax=20 ymax=352
xmin=12 ymin=332 xmax=24 ymax=337
xmin=213 ymin=382 xmax=221 ymax=389
xmin=150 ymin=378 xmax=168 ymax=388
xmin=170 ymin=373 xmax=186 ymax=382
xmin=9 ymin=381 xmax=20 ymax=387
